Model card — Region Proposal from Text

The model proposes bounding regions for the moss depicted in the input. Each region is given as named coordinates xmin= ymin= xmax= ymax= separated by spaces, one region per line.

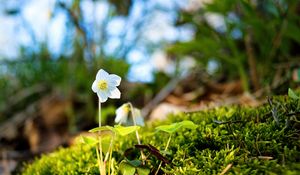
xmin=22 ymin=145 xmax=99 ymax=174
xmin=22 ymin=96 xmax=300 ymax=174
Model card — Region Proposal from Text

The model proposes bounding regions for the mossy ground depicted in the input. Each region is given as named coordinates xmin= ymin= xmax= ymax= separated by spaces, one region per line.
xmin=22 ymin=96 xmax=300 ymax=174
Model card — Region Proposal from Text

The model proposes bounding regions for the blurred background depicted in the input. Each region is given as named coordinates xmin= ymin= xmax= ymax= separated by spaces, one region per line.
xmin=0 ymin=0 xmax=299 ymax=173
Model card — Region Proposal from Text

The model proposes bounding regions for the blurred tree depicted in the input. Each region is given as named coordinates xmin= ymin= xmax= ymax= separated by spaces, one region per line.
xmin=168 ymin=0 xmax=300 ymax=92
xmin=0 ymin=0 xmax=183 ymax=129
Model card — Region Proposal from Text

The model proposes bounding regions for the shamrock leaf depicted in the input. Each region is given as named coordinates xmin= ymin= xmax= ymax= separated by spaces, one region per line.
xmin=80 ymin=136 xmax=98 ymax=145
xmin=119 ymin=161 xmax=136 ymax=175
xmin=89 ymin=125 xmax=140 ymax=137
xmin=113 ymin=125 xmax=140 ymax=136
xmin=155 ymin=120 xmax=198 ymax=134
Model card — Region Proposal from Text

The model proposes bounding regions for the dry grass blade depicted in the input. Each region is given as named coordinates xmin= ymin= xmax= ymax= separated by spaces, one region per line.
xmin=220 ymin=163 xmax=233 ymax=175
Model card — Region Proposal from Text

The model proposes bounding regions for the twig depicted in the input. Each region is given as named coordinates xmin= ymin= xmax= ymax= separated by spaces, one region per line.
xmin=58 ymin=2 xmax=87 ymax=45
xmin=142 ymin=77 xmax=181 ymax=117
xmin=117 ymin=1 xmax=152 ymax=59
xmin=0 ymin=84 xmax=47 ymax=113
xmin=258 ymin=156 xmax=273 ymax=160
xmin=57 ymin=1 xmax=93 ymax=60
xmin=220 ymin=163 xmax=233 ymax=175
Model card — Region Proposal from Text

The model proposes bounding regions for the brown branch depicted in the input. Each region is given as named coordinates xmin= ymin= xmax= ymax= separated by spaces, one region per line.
xmin=58 ymin=2 xmax=86 ymax=42
xmin=0 ymin=84 xmax=47 ymax=116
xmin=58 ymin=2 xmax=93 ymax=60
xmin=141 ymin=77 xmax=181 ymax=117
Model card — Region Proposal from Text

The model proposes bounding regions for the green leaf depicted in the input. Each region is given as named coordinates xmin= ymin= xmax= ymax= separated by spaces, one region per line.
xmin=100 ymin=136 xmax=112 ymax=154
xmin=136 ymin=167 xmax=150 ymax=175
xmin=119 ymin=161 xmax=136 ymax=175
xmin=179 ymin=120 xmax=198 ymax=129
xmin=155 ymin=124 xmax=180 ymax=134
xmin=288 ymin=88 xmax=300 ymax=99
xmin=156 ymin=120 xmax=198 ymax=134
xmin=80 ymin=135 xmax=112 ymax=154
xmin=126 ymin=159 xmax=142 ymax=167
xmin=113 ymin=125 xmax=140 ymax=136
xmin=90 ymin=125 xmax=140 ymax=137
xmin=80 ymin=136 xmax=98 ymax=145
xmin=88 ymin=126 xmax=114 ymax=133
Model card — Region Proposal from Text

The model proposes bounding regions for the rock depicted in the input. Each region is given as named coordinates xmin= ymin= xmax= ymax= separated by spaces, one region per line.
xmin=149 ymin=103 xmax=185 ymax=121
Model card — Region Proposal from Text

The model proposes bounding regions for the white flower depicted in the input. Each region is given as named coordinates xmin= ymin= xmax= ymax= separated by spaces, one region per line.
xmin=133 ymin=108 xmax=145 ymax=126
xmin=115 ymin=103 xmax=145 ymax=126
xmin=115 ymin=103 xmax=130 ymax=124
xmin=92 ymin=69 xmax=121 ymax=103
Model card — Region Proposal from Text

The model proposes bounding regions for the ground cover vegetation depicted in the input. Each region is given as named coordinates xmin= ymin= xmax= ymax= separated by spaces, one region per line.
xmin=22 ymin=93 xmax=300 ymax=174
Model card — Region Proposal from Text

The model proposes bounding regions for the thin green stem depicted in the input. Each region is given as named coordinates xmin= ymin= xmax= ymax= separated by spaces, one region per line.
xmin=95 ymin=146 xmax=101 ymax=174
xmin=164 ymin=135 xmax=172 ymax=151
xmin=108 ymin=138 xmax=114 ymax=175
xmin=128 ymin=103 xmax=146 ymax=162
xmin=105 ymin=137 xmax=114 ymax=175
xmin=129 ymin=103 xmax=141 ymax=144
xmin=98 ymin=100 xmax=105 ymax=175
xmin=155 ymin=134 xmax=172 ymax=175
xmin=110 ymin=157 xmax=115 ymax=175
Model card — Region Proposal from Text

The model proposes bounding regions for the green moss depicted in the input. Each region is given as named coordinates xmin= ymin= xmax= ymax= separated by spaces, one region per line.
xmin=22 ymin=96 xmax=300 ymax=174
xmin=22 ymin=145 xmax=99 ymax=175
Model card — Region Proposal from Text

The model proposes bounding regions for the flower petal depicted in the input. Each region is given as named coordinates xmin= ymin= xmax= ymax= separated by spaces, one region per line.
xmin=115 ymin=113 xmax=127 ymax=124
xmin=91 ymin=80 xmax=99 ymax=93
xmin=97 ymin=91 xmax=109 ymax=103
xmin=115 ymin=106 xmax=128 ymax=124
xmin=108 ymin=74 xmax=121 ymax=86
xmin=109 ymin=88 xmax=121 ymax=99
xmin=114 ymin=114 xmax=122 ymax=123
xmin=134 ymin=108 xmax=144 ymax=126
xmin=135 ymin=115 xmax=145 ymax=126
xmin=96 ymin=69 xmax=109 ymax=80
xmin=115 ymin=104 xmax=130 ymax=121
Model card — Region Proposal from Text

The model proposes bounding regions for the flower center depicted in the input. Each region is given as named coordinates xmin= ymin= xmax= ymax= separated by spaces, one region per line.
xmin=97 ymin=80 xmax=108 ymax=90
xmin=123 ymin=105 xmax=130 ymax=113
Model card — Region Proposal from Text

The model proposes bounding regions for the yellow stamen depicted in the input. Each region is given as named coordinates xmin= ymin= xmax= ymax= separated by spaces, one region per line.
xmin=123 ymin=104 xmax=130 ymax=113
xmin=98 ymin=80 xmax=108 ymax=90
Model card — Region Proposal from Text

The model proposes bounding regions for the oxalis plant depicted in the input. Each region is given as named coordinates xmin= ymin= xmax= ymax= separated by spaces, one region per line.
xmin=81 ymin=69 xmax=197 ymax=175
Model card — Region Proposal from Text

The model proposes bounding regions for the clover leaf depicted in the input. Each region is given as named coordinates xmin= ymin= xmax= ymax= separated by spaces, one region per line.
xmin=155 ymin=120 xmax=197 ymax=134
